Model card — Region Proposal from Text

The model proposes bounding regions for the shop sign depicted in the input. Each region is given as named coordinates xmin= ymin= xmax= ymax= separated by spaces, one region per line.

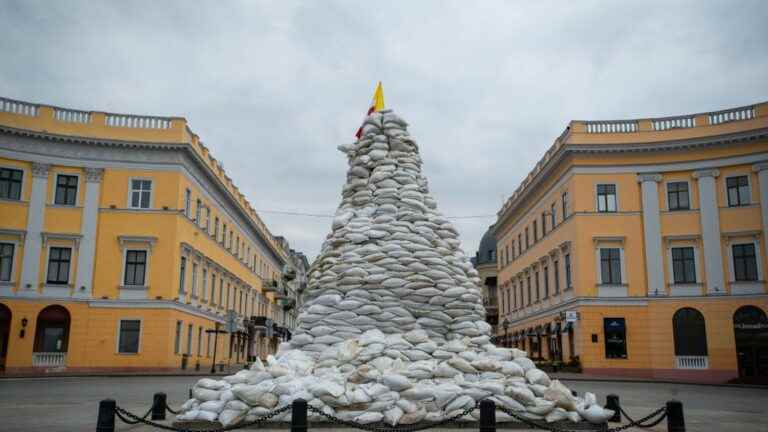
xmin=565 ymin=310 xmax=578 ymax=323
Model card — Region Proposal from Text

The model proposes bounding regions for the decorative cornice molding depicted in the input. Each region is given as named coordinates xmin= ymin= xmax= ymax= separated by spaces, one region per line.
xmin=118 ymin=235 xmax=158 ymax=250
xmin=593 ymin=236 xmax=626 ymax=245
xmin=42 ymin=232 xmax=82 ymax=248
xmin=84 ymin=167 xmax=104 ymax=183
xmin=753 ymin=161 xmax=768 ymax=172
xmin=31 ymin=162 xmax=50 ymax=178
xmin=0 ymin=228 xmax=26 ymax=241
xmin=637 ymin=173 xmax=662 ymax=183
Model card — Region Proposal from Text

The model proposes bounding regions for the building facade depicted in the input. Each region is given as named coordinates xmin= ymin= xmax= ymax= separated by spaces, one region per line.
xmin=472 ymin=225 xmax=498 ymax=335
xmin=495 ymin=102 xmax=768 ymax=383
xmin=0 ymin=96 xmax=300 ymax=374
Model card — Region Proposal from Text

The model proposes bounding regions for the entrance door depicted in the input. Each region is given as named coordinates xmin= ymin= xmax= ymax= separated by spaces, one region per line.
xmin=733 ymin=305 xmax=768 ymax=380
xmin=0 ymin=304 xmax=10 ymax=371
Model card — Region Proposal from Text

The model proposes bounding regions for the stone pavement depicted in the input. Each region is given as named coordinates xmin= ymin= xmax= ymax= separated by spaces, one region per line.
xmin=0 ymin=376 xmax=765 ymax=432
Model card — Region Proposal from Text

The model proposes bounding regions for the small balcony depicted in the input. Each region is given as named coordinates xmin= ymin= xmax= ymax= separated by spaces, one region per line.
xmin=676 ymin=355 xmax=708 ymax=369
xmin=263 ymin=280 xmax=278 ymax=293
xmin=32 ymin=352 xmax=67 ymax=368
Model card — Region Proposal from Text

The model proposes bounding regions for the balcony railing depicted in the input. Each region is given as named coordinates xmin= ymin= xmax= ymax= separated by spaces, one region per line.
xmin=54 ymin=107 xmax=91 ymax=124
xmin=675 ymin=355 xmax=708 ymax=369
xmin=708 ymin=106 xmax=755 ymax=125
xmin=652 ymin=115 xmax=696 ymax=131
xmin=32 ymin=352 xmax=67 ymax=367
xmin=585 ymin=120 xmax=639 ymax=134
xmin=105 ymin=113 xmax=171 ymax=129
xmin=0 ymin=96 xmax=38 ymax=117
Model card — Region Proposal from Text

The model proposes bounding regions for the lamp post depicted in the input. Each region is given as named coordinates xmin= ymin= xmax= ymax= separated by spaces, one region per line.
xmin=502 ymin=318 xmax=510 ymax=348
xmin=206 ymin=323 xmax=228 ymax=374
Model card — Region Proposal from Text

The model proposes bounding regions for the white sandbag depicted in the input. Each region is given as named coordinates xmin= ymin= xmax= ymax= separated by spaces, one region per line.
xmin=545 ymin=407 xmax=570 ymax=423
xmin=513 ymin=357 xmax=536 ymax=372
xmin=530 ymin=384 xmax=548 ymax=397
xmin=309 ymin=379 xmax=346 ymax=398
xmin=382 ymin=374 xmax=412 ymax=391
xmin=246 ymin=371 xmax=273 ymax=385
xmin=197 ymin=410 xmax=218 ymax=422
xmin=526 ymin=368 xmax=551 ymax=386
xmin=196 ymin=378 xmax=228 ymax=390
xmin=500 ymin=361 xmax=524 ymax=377
xmin=434 ymin=362 xmax=461 ymax=378
xmin=219 ymin=409 xmax=246 ymax=427
xmin=383 ymin=406 xmax=404 ymax=426
xmin=445 ymin=395 xmax=475 ymax=412
xmin=471 ymin=357 xmax=501 ymax=372
xmin=578 ymin=404 xmax=615 ymax=424
xmin=399 ymin=407 xmax=427 ymax=424
xmin=447 ymin=357 xmax=477 ymax=373
xmin=181 ymin=399 xmax=199 ymax=411
xmin=543 ymin=380 xmax=578 ymax=411
xmin=225 ymin=400 xmax=250 ymax=411
xmin=355 ymin=412 xmax=384 ymax=424
xmin=359 ymin=329 xmax=388 ymax=346
xmin=198 ymin=400 xmax=226 ymax=413
xmin=506 ymin=386 xmax=536 ymax=406
xmin=192 ymin=387 xmax=221 ymax=402
xmin=395 ymin=398 xmax=419 ymax=413
xmin=527 ymin=399 xmax=556 ymax=415
xmin=489 ymin=395 xmax=525 ymax=412
xmin=176 ymin=409 xmax=199 ymax=421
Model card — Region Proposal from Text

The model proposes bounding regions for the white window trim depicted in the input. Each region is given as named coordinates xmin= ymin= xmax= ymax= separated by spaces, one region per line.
xmin=595 ymin=245 xmax=627 ymax=296
xmin=119 ymin=247 xmax=151 ymax=289
xmin=201 ymin=266 xmax=208 ymax=302
xmin=595 ymin=183 xmax=619 ymax=213
xmin=664 ymin=180 xmax=692 ymax=211
xmin=184 ymin=188 xmax=192 ymax=218
xmin=116 ymin=318 xmax=142 ymax=354
xmin=190 ymin=260 xmax=199 ymax=300
xmin=51 ymin=172 xmax=81 ymax=207
xmin=43 ymin=244 xmax=75 ymax=287
xmin=0 ymin=165 xmax=27 ymax=202
xmin=666 ymin=245 xmax=702 ymax=285
xmin=0 ymin=237 xmax=22 ymax=285
xmin=723 ymin=173 xmax=752 ymax=207
xmin=127 ymin=177 xmax=154 ymax=209
xmin=179 ymin=252 xmax=189 ymax=297
xmin=726 ymin=238 xmax=764 ymax=286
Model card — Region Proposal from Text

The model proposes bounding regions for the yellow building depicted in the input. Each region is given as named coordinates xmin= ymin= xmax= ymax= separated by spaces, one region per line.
xmin=0 ymin=96 xmax=298 ymax=374
xmin=494 ymin=102 xmax=768 ymax=383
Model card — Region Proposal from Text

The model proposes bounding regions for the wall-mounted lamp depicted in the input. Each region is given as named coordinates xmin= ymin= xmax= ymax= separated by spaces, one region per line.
xmin=19 ymin=317 xmax=28 ymax=338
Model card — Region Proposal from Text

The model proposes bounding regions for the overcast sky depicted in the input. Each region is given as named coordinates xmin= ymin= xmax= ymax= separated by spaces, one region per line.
xmin=2 ymin=1 xmax=767 ymax=260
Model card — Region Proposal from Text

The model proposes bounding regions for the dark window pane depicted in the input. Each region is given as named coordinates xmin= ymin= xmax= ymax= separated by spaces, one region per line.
xmin=54 ymin=175 xmax=77 ymax=205
xmin=119 ymin=320 xmax=141 ymax=353
xmin=0 ymin=243 xmax=14 ymax=281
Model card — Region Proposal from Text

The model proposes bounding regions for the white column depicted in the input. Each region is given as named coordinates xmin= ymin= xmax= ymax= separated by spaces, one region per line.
xmin=693 ymin=169 xmax=725 ymax=294
xmin=74 ymin=167 xmax=103 ymax=298
xmin=638 ymin=174 xmax=665 ymax=296
xmin=19 ymin=162 xmax=50 ymax=296
xmin=754 ymin=163 xmax=768 ymax=257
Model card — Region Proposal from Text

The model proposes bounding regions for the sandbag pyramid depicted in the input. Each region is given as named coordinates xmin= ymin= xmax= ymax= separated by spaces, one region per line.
xmin=177 ymin=110 xmax=614 ymax=427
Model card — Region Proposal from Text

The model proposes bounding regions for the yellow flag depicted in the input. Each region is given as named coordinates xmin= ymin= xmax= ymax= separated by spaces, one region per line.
xmin=372 ymin=81 xmax=385 ymax=112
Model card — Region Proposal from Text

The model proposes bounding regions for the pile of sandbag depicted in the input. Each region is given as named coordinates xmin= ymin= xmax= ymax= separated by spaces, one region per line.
xmin=177 ymin=331 xmax=614 ymax=426
xmin=177 ymin=109 xmax=614 ymax=426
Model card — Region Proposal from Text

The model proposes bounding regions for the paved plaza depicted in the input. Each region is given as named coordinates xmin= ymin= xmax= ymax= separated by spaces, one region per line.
xmin=0 ymin=376 xmax=765 ymax=432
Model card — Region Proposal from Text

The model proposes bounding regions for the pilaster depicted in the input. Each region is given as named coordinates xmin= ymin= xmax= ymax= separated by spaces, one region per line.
xmin=753 ymin=162 xmax=768 ymax=260
xmin=637 ymin=173 xmax=665 ymax=296
xmin=74 ymin=167 xmax=103 ymax=298
xmin=693 ymin=169 xmax=725 ymax=294
xmin=19 ymin=162 xmax=50 ymax=296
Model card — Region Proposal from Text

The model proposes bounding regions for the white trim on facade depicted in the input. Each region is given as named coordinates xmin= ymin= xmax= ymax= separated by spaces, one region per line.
xmin=126 ymin=176 xmax=154 ymax=209
xmin=50 ymin=171 xmax=81 ymax=207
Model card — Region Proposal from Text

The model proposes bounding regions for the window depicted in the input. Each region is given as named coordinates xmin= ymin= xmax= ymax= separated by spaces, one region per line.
xmin=195 ymin=199 xmax=202 ymax=224
xmin=604 ymin=318 xmax=627 ymax=359
xmin=129 ymin=179 xmax=152 ymax=209
xmin=204 ymin=207 xmax=210 ymax=232
xmin=562 ymin=192 xmax=568 ymax=219
xmin=207 ymin=331 xmax=212 ymax=357
xmin=229 ymin=230 xmax=233 ymax=250
xmin=174 ymin=321 xmax=182 ymax=354
xmin=191 ymin=262 xmax=198 ymax=298
xmin=511 ymin=241 xmax=516 ymax=260
xmin=179 ymin=256 xmax=187 ymax=294
xmin=46 ymin=247 xmax=71 ymax=284
xmin=214 ymin=217 xmax=220 ymax=240
xmin=517 ymin=234 xmax=522 ymax=256
xmin=210 ymin=273 xmax=217 ymax=305
xmin=219 ymin=277 xmax=224 ymax=306
xmin=543 ymin=265 xmax=549 ymax=298
xmin=123 ymin=250 xmax=147 ymax=286
xmin=525 ymin=227 xmax=530 ymax=248
xmin=526 ymin=276 xmax=531 ymax=305
xmin=550 ymin=203 xmax=557 ymax=227
xmin=222 ymin=223 xmax=227 ymax=245
xmin=671 ymin=247 xmax=696 ymax=284
xmin=0 ymin=243 xmax=14 ymax=281
xmin=534 ymin=271 xmax=540 ymax=302
xmin=672 ymin=308 xmax=707 ymax=357
xmin=533 ymin=221 xmax=538 ymax=242
xmin=184 ymin=189 xmax=191 ymax=217
xmin=726 ymin=176 xmax=750 ymax=207
xmin=564 ymin=253 xmax=572 ymax=289
xmin=732 ymin=244 xmax=758 ymax=282
xmin=202 ymin=268 xmax=208 ymax=301
xmin=186 ymin=324 xmax=193 ymax=355
xmin=0 ymin=168 xmax=23 ymax=200
xmin=54 ymin=174 xmax=78 ymax=205
xmin=541 ymin=213 xmax=547 ymax=236
xmin=118 ymin=320 xmax=141 ymax=354
xmin=512 ymin=283 xmax=517 ymax=309
xmin=553 ymin=260 xmax=560 ymax=294
xmin=505 ymin=245 xmax=509 ymax=266
xmin=667 ymin=182 xmax=690 ymax=211
xmin=600 ymin=248 xmax=622 ymax=285
xmin=236 ymin=235 xmax=240 ymax=256
xmin=597 ymin=184 xmax=617 ymax=212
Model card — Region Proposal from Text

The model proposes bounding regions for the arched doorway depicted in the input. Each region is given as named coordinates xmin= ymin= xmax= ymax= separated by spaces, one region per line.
xmin=733 ymin=305 xmax=768 ymax=379
xmin=672 ymin=308 xmax=708 ymax=369
xmin=33 ymin=305 xmax=70 ymax=368
xmin=0 ymin=303 xmax=11 ymax=371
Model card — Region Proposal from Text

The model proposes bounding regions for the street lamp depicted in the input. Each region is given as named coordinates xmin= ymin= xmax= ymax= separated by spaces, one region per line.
xmin=206 ymin=322 xmax=228 ymax=374
xmin=502 ymin=318 xmax=510 ymax=348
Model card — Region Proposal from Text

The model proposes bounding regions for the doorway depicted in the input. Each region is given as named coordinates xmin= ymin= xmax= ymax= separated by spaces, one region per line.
xmin=733 ymin=305 xmax=768 ymax=381
xmin=0 ymin=303 xmax=10 ymax=371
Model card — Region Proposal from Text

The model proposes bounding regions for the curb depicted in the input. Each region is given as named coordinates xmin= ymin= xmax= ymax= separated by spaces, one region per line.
xmin=555 ymin=375 xmax=768 ymax=389
xmin=0 ymin=372 xmax=241 ymax=380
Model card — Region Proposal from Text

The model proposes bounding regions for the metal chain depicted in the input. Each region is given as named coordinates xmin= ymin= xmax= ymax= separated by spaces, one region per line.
xmin=114 ymin=403 xmax=291 ymax=432
xmin=166 ymin=405 xmax=181 ymax=415
xmin=306 ymin=400 xmax=477 ymax=432
xmin=611 ymin=406 xmax=667 ymax=431
xmin=495 ymin=404 xmax=588 ymax=432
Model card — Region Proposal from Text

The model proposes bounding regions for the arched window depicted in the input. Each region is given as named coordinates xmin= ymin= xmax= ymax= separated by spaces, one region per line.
xmin=673 ymin=307 xmax=708 ymax=356
xmin=34 ymin=305 xmax=71 ymax=353
xmin=734 ymin=305 xmax=768 ymax=329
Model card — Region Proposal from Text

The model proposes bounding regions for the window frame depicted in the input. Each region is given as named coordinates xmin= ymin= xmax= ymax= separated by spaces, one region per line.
xmin=666 ymin=180 xmax=691 ymax=211
xmin=550 ymin=203 xmax=557 ymax=228
xmin=45 ymin=246 xmax=73 ymax=285
xmin=543 ymin=264 xmax=549 ymax=299
xmin=553 ymin=259 xmax=560 ymax=294
xmin=725 ymin=175 xmax=751 ymax=207
xmin=127 ymin=177 xmax=153 ymax=209
xmin=179 ymin=255 xmax=187 ymax=295
xmin=731 ymin=242 xmax=760 ymax=282
xmin=52 ymin=173 xmax=79 ymax=206
xmin=564 ymin=253 xmax=573 ymax=290
xmin=671 ymin=246 xmax=697 ymax=284
xmin=184 ymin=188 xmax=192 ymax=218
xmin=116 ymin=319 xmax=142 ymax=354
xmin=0 ymin=242 xmax=16 ymax=282
xmin=596 ymin=183 xmax=618 ymax=213
xmin=598 ymin=247 xmax=624 ymax=285
xmin=174 ymin=320 xmax=182 ymax=354
xmin=561 ymin=191 xmax=569 ymax=219
xmin=123 ymin=249 xmax=148 ymax=287
xmin=0 ymin=166 xmax=24 ymax=201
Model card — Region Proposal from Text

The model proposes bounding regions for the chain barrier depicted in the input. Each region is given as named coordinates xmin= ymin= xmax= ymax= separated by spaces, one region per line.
xmin=306 ymin=401 xmax=477 ymax=432
xmin=617 ymin=406 xmax=668 ymax=429
xmin=166 ymin=404 xmax=181 ymax=415
xmin=113 ymin=406 xmax=153 ymax=425
xmin=114 ymin=403 xmax=291 ymax=432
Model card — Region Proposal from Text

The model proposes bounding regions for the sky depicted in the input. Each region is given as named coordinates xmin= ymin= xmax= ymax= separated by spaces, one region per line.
xmin=1 ymin=1 xmax=767 ymax=261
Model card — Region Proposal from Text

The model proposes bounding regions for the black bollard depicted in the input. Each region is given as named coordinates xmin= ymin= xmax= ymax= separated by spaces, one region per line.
xmin=666 ymin=400 xmax=685 ymax=432
xmin=96 ymin=399 xmax=116 ymax=432
xmin=291 ymin=398 xmax=308 ymax=432
xmin=152 ymin=392 xmax=167 ymax=421
xmin=604 ymin=394 xmax=621 ymax=423
xmin=479 ymin=399 xmax=496 ymax=432
xmin=189 ymin=388 xmax=193 ymax=399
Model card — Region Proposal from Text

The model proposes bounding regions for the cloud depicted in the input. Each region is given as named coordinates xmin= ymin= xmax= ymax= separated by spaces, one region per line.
xmin=1 ymin=0 xmax=766 ymax=260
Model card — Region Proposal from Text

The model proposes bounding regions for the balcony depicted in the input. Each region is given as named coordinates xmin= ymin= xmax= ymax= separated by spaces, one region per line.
xmin=676 ymin=355 xmax=708 ymax=369
xmin=32 ymin=352 xmax=67 ymax=368
xmin=263 ymin=280 xmax=278 ymax=293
